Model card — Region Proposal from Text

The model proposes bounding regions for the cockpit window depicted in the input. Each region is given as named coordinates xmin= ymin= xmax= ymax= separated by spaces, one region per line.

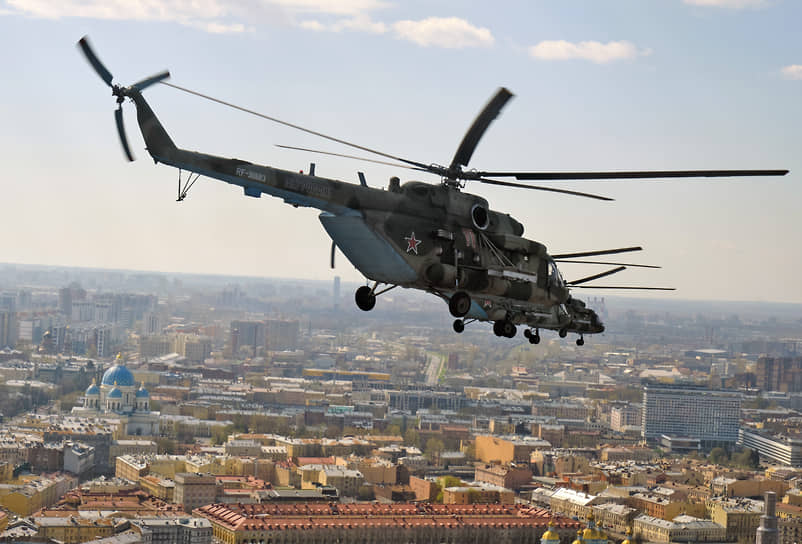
xmin=549 ymin=261 xmax=564 ymax=287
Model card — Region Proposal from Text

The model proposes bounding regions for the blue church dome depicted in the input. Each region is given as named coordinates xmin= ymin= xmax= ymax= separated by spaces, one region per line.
xmin=101 ymin=364 xmax=135 ymax=387
xmin=85 ymin=380 xmax=100 ymax=396
xmin=136 ymin=385 xmax=150 ymax=398
xmin=108 ymin=386 xmax=123 ymax=399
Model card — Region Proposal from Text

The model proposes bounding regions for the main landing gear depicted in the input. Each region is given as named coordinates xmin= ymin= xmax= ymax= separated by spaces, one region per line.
xmin=576 ymin=335 xmax=585 ymax=346
xmin=448 ymin=291 xmax=472 ymax=318
xmin=524 ymin=328 xmax=541 ymax=345
xmin=355 ymin=283 xmax=397 ymax=311
xmin=355 ymin=286 xmax=376 ymax=311
xmin=493 ymin=320 xmax=517 ymax=338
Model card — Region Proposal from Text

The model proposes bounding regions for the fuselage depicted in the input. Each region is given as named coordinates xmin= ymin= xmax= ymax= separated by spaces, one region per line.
xmin=129 ymin=88 xmax=602 ymax=335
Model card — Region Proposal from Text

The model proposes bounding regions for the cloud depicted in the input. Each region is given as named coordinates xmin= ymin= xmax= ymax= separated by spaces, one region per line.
xmin=781 ymin=65 xmax=802 ymax=80
xmin=2 ymin=0 xmax=389 ymax=33
xmin=392 ymin=17 xmax=493 ymax=49
xmin=300 ymin=14 xmax=387 ymax=34
xmin=529 ymin=40 xmax=649 ymax=63
xmin=682 ymin=0 xmax=768 ymax=8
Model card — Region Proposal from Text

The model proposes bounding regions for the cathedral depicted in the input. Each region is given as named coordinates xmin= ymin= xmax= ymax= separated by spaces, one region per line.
xmin=73 ymin=354 xmax=159 ymax=436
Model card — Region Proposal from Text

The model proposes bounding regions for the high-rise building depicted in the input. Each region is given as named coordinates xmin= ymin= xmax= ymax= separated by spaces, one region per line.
xmin=265 ymin=319 xmax=299 ymax=351
xmin=333 ymin=276 xmax=341 ymax=309
xmin=641 ymin=383 xmax=741 ymax=447
xmin=0 ymin=311 xmax=15 ymax=348
xmin=757 ymin=356 xmax=802 ymax=393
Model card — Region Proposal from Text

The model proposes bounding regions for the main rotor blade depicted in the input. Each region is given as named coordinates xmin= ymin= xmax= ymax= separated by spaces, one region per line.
xmin=77 ymin=36 xmax=113 ymax=87
xmin=133 ymin=70 xmax=170 ymax=92
xmin=569 ymin=285 xmax=676 ymax=291
xmin=115 ymin=106 xmax=134 ymax=162
xmin=161 ymin=81 xmax=433 ymax=172
xmin=552 ymin=247 xmax=642 ymax=259
xmin=568 ymin=266 xmax=626 ymax=286
xmin=555 ymin=259 xmax=660 ymax=269
xmin=450 ymin=88 xmax=514 ymax=170
xmin=477 ymin=177 xmax=613 ymax=201
xmin=472 ymin=169 xmax=789 ymax=180
xmin=276 ymin=145 xmax=426 ymax=172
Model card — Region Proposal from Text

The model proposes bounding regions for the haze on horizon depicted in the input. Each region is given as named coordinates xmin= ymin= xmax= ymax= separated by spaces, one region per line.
xmin=0 ymin=0 xmax=799 ymax=303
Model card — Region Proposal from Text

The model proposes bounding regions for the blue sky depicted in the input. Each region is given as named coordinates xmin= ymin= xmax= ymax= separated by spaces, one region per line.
xmin=0 ymin=0 xmax=800 ymax=303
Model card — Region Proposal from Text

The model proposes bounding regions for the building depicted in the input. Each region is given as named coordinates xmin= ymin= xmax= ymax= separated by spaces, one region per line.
xmin=633 ymin=514 xmax=727 ymax=543
xmin=0 ymin=311 xmax=16 ymax=348
xmin=642 ymin=383 xmax=741 ymax=447
xmin=442 ymin=484 xmax=514 ymax=505
xmin=64 ymin=442 xmax=95 ymax=476
xmin=707 ymin=496 xmax=764 ymax=544
xmin=196 ymin=503 xmax=581 ymax=544
xmin=133 ymin=517 xmax=212 ymax=544
xmin=610 ymin=404 xmax=642 ymax=433
xmin=265 ymin=320 xmax=299 ymax=351
xmin=474 ymin=464 xmax=533 ymax=491
xmin=175 ymin=472 xmax=217 ymax=513
xmin=738 ymin=428 xmax=802 ymax=467
xmin=475 ymin=435 xmax=550 ymax=464
xmin=72 ymin=354 xmax=159 ymax=436
xmin=33 ymin=516 xmax=116 ymax=543
xmin=757 ymin=356 xmax=802 ymax=393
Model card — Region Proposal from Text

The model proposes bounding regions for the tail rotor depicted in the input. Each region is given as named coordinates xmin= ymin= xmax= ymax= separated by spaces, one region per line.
xmin=77 ymin=36 xmax=170 ymax=162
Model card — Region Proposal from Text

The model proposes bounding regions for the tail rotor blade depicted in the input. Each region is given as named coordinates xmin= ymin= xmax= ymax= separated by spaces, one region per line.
xmin=133 ymin=70 xmax=171 ymax=92
xmin=115 ymin=106 xmax=134 ymax=162
xmin=330 ymin=241 xmax=336 ymax=269
xmin=77 ymin=36 xmax=114 ymax=87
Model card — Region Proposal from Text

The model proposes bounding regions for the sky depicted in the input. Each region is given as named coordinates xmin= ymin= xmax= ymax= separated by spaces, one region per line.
xmin=0 ymin=0 xmax=800 ymax=303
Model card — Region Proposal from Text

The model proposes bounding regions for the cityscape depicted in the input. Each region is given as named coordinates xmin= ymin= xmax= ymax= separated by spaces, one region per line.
xmin=2 ymin=1 xmax=801 ymax=544
xmin=0 ymin=263 xmax=798 ymax=543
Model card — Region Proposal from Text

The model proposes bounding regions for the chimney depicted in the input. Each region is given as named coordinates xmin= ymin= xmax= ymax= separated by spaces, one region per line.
xmin=755 ymin=491 xmax=778 ymax=544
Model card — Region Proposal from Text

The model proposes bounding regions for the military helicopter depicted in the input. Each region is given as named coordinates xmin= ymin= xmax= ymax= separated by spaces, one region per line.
xmin=77 ymin=37 xmax=788 ymax=345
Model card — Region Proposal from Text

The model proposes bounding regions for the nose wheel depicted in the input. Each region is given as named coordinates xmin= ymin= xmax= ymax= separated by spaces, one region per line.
xmin=576 ymin=335 xmax=585 ymax=346
xmin=453 ymin=319 xmax=465 ymax=333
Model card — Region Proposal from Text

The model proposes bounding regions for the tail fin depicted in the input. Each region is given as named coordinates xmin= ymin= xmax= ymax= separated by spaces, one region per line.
xmin=130 ymin=91 xmax=178 ymax=162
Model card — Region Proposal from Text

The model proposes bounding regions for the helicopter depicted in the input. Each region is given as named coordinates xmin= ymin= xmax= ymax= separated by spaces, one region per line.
xmin=77 ymin=37 xmax=788 ymax=346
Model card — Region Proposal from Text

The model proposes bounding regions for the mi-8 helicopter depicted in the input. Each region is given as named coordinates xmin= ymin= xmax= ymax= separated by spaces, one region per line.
xmin=78 ymin=37 xmax=788 ymax=345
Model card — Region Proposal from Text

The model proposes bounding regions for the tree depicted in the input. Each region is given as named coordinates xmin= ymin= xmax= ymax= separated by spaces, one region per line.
xmin=424 ymin=438 xmax=445 ymax=460
xmin=708 ymin=447 xmax=728 ymax=465
xmin=404 ymin=429 xmax=420 ymax=448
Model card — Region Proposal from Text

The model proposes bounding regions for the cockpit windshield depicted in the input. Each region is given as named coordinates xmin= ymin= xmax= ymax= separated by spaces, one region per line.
xmin=549 ymin=260 xmax=564 ymax=287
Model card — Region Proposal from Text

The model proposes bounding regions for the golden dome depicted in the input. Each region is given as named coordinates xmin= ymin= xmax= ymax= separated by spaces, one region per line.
xmin=621 ymin=527 xmax=632 ymax=544
xmin=541 ymin=521 xmax=560 ymax=541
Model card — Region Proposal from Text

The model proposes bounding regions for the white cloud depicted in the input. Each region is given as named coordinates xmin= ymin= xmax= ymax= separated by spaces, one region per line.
xmin=781 ymin=65 xmax=802 ymax=80
xmin=392 ymin=17 xmax=493 ymax=49
xmin=2 ymin=0 xmax=388 ymax=33
xmin=682 ymin=0 xmax=768 ymax=8
xmin=528 ymin=40 xmax=649 ymax=63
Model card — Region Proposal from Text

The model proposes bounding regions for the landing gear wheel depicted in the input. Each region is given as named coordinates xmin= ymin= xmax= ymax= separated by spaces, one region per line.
xmin=524 ymin=329 xmax=532 ymax=339
xmin=452 ymin=319 xmax=465 ymax=333
xmin=355 ymin=286 xmax=376 ymax=311
xmin=449 ymin=291 xmax=472 ymax=318
xmin=559 ymin=328 xmax=568 ymax=338
xmin=576 ymin=337 xmax=585 ymax=346
xmin=529 ymin=332 xmax=541 ymax=345
xmin=493 ymin=321 xmax=504 ymax=337
xmin=502 ymin=320 xmax=517 ymax=338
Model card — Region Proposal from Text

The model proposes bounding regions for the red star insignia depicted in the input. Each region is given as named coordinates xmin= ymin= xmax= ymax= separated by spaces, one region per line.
xmin=405 ymin=232 xmax=422 ymax=254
